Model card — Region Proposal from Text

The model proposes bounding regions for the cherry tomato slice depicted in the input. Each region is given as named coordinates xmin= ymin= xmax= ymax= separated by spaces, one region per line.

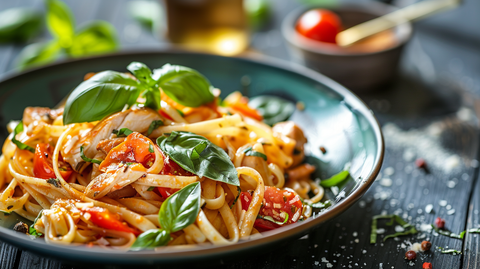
xmin=159 ymin=154 xmax=194 ymax=176
xmin=83 ymin=207 xmax=140 ymax=235
xmin=254 ymin=218 xmax=280 ymax=231
xmin=33 ymin=143 xmax=73 ymax=181
xmin=258 ymin=186 xmax=303 ymax=226
xmin=99 ymin=132 xmax=156 ymax=171
xmin=240 ymin=191 xmax=253 ymax=211
xmin=229 ymin=102 xmax=263 ymax=121
xmin=156 ymin=187 xmax=179 ymax=199
xmin=295 ymin=9 xmax=341 ymax=44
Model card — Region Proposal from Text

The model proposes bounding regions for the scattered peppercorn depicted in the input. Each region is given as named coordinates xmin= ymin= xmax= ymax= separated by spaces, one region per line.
xmin=405 ymin=250 xmax=416 ymax=260
xmin=319 ymin=146 xmax=327 ymax=154
xmin=421 ymin=240 xmax=432 ymax=251
xmin=13 ymin=221 xmax=29 ymax=234
xmin=415 ymin=158 xmax=426 ymax=168
xmin=435 ymin=217 xmax=445 ymax=229
xmin=423 ymin=262 xmax=433 ymax=269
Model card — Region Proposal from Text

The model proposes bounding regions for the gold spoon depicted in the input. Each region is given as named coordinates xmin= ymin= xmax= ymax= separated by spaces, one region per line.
xmin=336 ymin=0 xmax=460 ymax=47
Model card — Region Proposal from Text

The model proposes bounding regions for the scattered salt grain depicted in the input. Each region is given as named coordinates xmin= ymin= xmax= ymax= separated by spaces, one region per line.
xmin=425 ymin=204 xmax=433 ymax=214
xmin=353 ymin=232 xmax=358 ymax=237
xmin=447 ymin=209 xmax=456 ymax=215
xmin=377 ymin=228 xmax=385 ymax=234
xmin=446 ymin=205 xmax=452 ymax=210
xmin=395 ymin=225 xmax=405 ymax=232
xmin=420 ymin=223 xmax=433 ymax=232
xmin=439 ymin=200 xmax=447 ymax=207
xmin=380 ymin=178 xmax=392 ymax=187
xmin=447 ymin=180 xmax=457 ymax=188
xmin=331 ymin=186 xmax=339 ymax=196
xmin=384 ymin=167 xmax=395 ymax=176
xmin=410 ymin=243 xmax=422 ymax=252
xmin=359 ymin=201 xmax=366 ymax=208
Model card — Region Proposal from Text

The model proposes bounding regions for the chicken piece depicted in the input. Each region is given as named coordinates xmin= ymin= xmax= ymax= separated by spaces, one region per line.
xmin=63 ymin=108 xmax=163 ymax=171
xmin=286 ymin=163 xmax=316 ymax=181
xmin=85 ymin=166 xmax=147 ymax=199
xmin=23 ymin=107 xmax=63 ymax=125
xmin=272 ymin=121 xmax=307 ymax=167
xmin=96 ymin=138 xmax=126 ymax=155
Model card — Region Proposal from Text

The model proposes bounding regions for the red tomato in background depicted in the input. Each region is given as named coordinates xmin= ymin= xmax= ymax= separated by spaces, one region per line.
xmin=295 ymin=9 xmax=342 ymax=43
xmin=240 ymin=187 xmax=303 ymax=231
xmin=33 ymin=143 xmax=73 ymax=181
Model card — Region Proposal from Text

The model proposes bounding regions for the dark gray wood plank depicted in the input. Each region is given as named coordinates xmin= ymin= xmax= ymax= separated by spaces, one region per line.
xmin=0 ymin=242 xmax=20 ymax=269
xmin=463 ymin=165 xmax=480 ymax=268
xmin=17 ymin=251 xmax=62 ymax=269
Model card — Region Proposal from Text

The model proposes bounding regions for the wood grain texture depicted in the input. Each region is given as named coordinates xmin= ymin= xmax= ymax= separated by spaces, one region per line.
xmin=463 ymin=169 xmax=480 ymax=269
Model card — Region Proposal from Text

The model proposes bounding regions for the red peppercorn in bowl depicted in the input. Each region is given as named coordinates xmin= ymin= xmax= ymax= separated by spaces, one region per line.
xmin=282 ymin=2 xmax=412 ymax=92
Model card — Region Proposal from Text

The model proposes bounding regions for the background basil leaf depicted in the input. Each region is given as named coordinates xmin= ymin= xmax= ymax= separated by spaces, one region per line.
xmin=131 ymin=229 xmax=171 ymax=250
xmin=0 ymin=8 xmax=42 ymax=43
xmin=15 ymin=41 xmax=62 ymax=70
xmin=46 ymin=0 xmax=75 ymax=48
xmin=66 ymin=21 xmax=118 ymax=57
xmin=12 ymin=121 xmax=35 ymax=153
xmin=159 ymin=182 xmax=201 ymax=233
xmin=154 ymin=64 xmax=214 ymax=107
xmin=63 ymin=71 xmax=142 ymax=124
xmin=128 ymin=0 xmax=162 ymax=33
xmin=249 ymin=95 xmax=295 ymax=126
xmin=157 ymin=131 xmax=239 ymax=186
xmin=127 ymin=61 xmax=156 ymax=86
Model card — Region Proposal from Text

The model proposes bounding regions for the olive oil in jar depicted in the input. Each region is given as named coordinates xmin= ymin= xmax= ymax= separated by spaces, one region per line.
xmin=165 ymin=0 xmax=249 ymax=56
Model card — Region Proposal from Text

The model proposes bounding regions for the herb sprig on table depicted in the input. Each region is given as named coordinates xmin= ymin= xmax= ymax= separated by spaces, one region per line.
xmin=16 ymin=0 xmax=118 ymax=70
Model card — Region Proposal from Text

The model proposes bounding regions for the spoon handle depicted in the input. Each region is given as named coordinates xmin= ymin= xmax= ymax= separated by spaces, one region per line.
xmin=336 ymin=0 xmax=460 ymax=47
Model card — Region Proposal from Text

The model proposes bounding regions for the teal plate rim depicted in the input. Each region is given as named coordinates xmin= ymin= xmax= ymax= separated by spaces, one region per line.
xmin=0 ymin=49 xmax=384 ymax=265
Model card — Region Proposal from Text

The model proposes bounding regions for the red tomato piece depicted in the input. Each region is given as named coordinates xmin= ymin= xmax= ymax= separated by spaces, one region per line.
xmin=159 ymin=154 xmax=194 ymax=176
xmin=295 ymin=9 xmax=342 ymax=43
xmin=83 ymin=207 xmax=140 ymax=235
xmin=159 ymin=110 xmax=174 ymax=121
xmin=254 ymin=218 xmax=280 ymax=231
xmin=259 ymin=186 xmax=303 ymax=225
xmin=99 ymin=132 xmax=156 ymax=170
xmin=33 ymin=143 xmax=73 ymax=182
xmin=240 ymin=191 xmax=253 ymax=211
xmin=156 ymin=187 xmax=179 ymax=199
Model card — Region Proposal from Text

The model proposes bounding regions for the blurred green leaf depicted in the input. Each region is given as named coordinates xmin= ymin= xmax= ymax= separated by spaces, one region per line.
xmin=296 ymin=0 xmax=337 ymax=5
xmin=45 ymin=0 xmax=75 ymax=47
xmin=0 ymin=8 xmax=43 ymax=43
xmin=128 ymin=1 xmax=162 ymax=32
xmin=16 ymin=41 xmax=61 ymax=70
xmin=244 ymin=0 xmax=271 ymax=30
xmin=67 ymin=21 xmax=118 ymax=57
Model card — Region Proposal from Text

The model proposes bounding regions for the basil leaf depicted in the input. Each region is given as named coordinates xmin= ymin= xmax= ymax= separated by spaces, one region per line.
xmin=11 ymin=121 xmax=35 ymax=153
xmin=245 ymin=150 xmax=267 ymax=161
xmin=309 ymin=200 xmax=332 ymax=209
xmin=63 ymin=71 xmax=142 ymax=124
xmin=158 ymin=182 xmax=201 ymax=233
xmin=249 ymin=95 xmax=295 ymax=126
xmin=230 ymin=186 xmax=242 ymax=209
xmin=0 ymin=8 xmax=42 ymax=43
xmin=147 ymin=186 xmax=155 ymax=191
xmin=46 ymin=178 xmax=61 ymax=188
xmin=257 ymin=213 xmax=288 ymax=225
xmin=16 ymin=41 xmax=62 ymax=70
xmin=157 ymin=131 xmax=239 ymax=186
xmin=45 ymin=0 xmax=75 ymax=48
xmin=127 ymin=62 xmax=156 ymax=87
xmin=438 ymin=247 xmax=462 ymax=255
xmin=154 ymin=64 xmax=214 ymax=107
xmin=143 ymin=87 xmax=161 ymax=111
xmin=112 ymin=128 xmax=133 ymax=137
xmin=67 ymin=21 xmax=118 ymax=57
xmin=131 ymin=229 xmax=171 ymax=250
xmin=128 ymin=0 xmax=162 ymax=31
xmin=148 ymin=144 xmax=154 ymax=153
xmin=29 ymin=210 xmax=43 ymax=237
xmin=80 ymin=145 xmax=102 ymax=164
xmin=147 ymin=120 xmax=164 ymax=136
xmin=320 ymin=170 xmax=350 ymax=188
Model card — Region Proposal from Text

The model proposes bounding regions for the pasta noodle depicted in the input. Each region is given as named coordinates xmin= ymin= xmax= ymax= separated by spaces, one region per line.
xmin=0 ymin=67 xmax=326 ymax=250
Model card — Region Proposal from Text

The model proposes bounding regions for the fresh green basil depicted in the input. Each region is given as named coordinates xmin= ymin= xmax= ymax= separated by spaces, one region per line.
xmin=29 ymin=210 xmax=43 ymax=237
xmin=46 ymin=178 xmax=61 ymax=188
xmin=132 ymin=182 xmax=201 ymax=250
xmin=320 ymin=170 xmax=350 ymax=188
xmin=244 ymin=0 xmax=271 ymax=30
xmin=438 ymin=247 xmax=462 ymax=255
xmin=230 ymin=186 xmax=242 ymax=209
xmin=154 ymin=64 xmax=214 ymax=107
xmin=158 ymin=182 xmax=201 ymax=232
xmin=80 ymin=145 xmax=102 ymax=165
xmin=147 ymin=186 xmax=155 ymax=191
xmin=67 ymin=21 xmax=118 ymax=57
xmin=131 ymin=229 xmax=171 ymax=250
xmin=244 ymin=147 xmax=267 ymax=161
xmin=157 ymin=131 xmax=239 ymax=186
xmin=127 ymin=61 xmax=161 ymax=110
xmin=258 ymin=213 xmax=288 ymax=225
xmin=16 ymin=41 xmax=62 ymax=70
xmin=308 ymin=200 xmax=332 ymax=209
xmin=46 ymin=0 xmax=75 ymax=48
xmin=128 ymin=0 xmax=162 ymax=32
xmin=0 ymin=8 xmax=42 ymax=43
xmin=63 ymin=71 xmax=142 ymax=124
xmin=11 ymin=121 xmax=35 ymax=153
xmin=147 ymin=120 xmax=164 ymax=136
xmin=431 ymin=225 xmax=465 ymax=239
xmin=112 ymin=128 xmax=133 ymax=137
xmin=249 ymin=95 xmax=295 ymax=126
xmin=148 ymin=144 xmax=154 ymax=153
xmin=370 ymin=214 xmax=417 ymax=244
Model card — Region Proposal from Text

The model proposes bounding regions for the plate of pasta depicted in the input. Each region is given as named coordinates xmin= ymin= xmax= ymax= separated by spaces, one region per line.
xmin=0 ymin=50 xmax=383 ymax=265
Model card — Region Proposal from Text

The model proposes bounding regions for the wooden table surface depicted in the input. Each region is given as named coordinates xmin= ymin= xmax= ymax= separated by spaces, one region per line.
xmin=1 ymin=0 xmax=480 ymax=268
